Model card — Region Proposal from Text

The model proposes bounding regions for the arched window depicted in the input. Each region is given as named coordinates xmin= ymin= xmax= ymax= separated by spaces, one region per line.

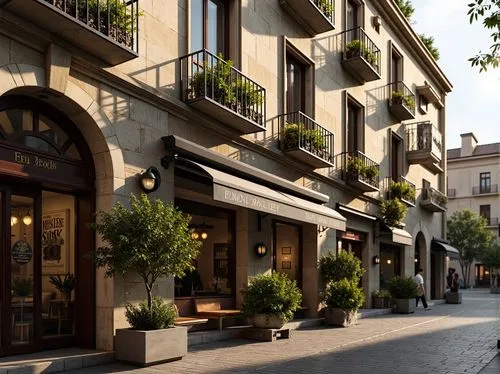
xmin=0 ymin=108 xmax=82 ymax=160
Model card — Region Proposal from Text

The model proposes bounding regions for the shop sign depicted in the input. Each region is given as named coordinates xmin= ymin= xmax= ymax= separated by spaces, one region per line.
xmin=11 ymin=240 xmax=33 ymax=265
xmin=341 ymin=231 xmax=362 ymax=241
xmin=14 ymin=151 xmax=57 ymax=170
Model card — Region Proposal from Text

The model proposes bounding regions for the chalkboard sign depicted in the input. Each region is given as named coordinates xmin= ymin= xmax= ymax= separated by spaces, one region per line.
xmin=12 ymin=240 xmax=33 ymax=265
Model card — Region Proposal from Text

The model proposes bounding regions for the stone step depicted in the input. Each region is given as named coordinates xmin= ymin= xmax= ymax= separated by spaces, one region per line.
xmin=0 ymin=348 xmax=113 ymax=374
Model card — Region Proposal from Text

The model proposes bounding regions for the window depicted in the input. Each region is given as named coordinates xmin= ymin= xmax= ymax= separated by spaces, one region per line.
xmin=391 ymin=132 xmax=403 ymax=180
xmin=345 ymin=93 xmax=365 ymax=153
xmin=345 ymin=0 xmax=364 ymax=30
xmin=480 ymin=172 xmax=491 ymax=194
xmin=480 ymin=205 xmax=491 ymax=225
xmin=190 ymin=0 xmax=227 ymax=56
xmin=419 ymin=95 xmax=428 ymax=114
xmin=286 ymin=54 xmax=305 ymax=113
xmin=284 ymin=40 xmax=314 ymax=116
xmin=390 ymin=43 xmax=403 ymax=85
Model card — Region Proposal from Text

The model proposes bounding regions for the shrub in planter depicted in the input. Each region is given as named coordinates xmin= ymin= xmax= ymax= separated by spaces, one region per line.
xmin=346 ymin=156 xmax=364 ymax=176
xmin=380 ymin=198 xmax=407 ymax=227
xmin=388 ymin=276 xmax=417 ymax=314
xmin=89 ymin=194 xmax=201 ymax=365
xmin=241 ymin=272 xmax=302 ymax=329
xmin=315 ymin=0 xmax=334 ymax=18
xmin=282 ymin=123 xmax=326 ymax=155
xmin=390 ymin=181 xmax=415 ymax=202
xmin=363 ymin=164 xmax=379 ymax=185
xmin=12 ymin=278 xmax=33 ymax=298
xmin=319 ymin=250 xmax=365 ymax=284
xmin=323 ymin=279 xmax=365 ymax=327
xmin=189 ymin=56 xmax=233 ymax=103
xmin=345 ymin=39 xmax=376 ymax=65
xmin=49 ymin=273 xmax=75 ymax=302
xmin=372 ymin=289 xmax=391 ymax=308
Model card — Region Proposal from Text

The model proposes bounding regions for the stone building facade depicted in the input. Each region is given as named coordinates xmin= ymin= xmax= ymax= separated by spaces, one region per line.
xmin=447 ymin=133 xmax=500 ymax=287
xmin=0 ymin=0 xmax=451 ymax=355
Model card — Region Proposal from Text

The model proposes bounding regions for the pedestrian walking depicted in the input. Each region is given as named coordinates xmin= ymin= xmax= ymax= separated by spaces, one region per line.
xmin=415 ymin=268 xmax=430 ymax=310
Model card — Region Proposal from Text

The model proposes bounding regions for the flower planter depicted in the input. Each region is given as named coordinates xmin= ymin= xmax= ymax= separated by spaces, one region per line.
xmin=252 ymin=314 xmax=287 ymax=329
xmin=115 ymin=326 xmax=187 ymax=366
xmin=393 ymin=298 xmax=416 ymax=314
xmin=324 ymin=308 xmax=357 ymax=327
xmin=445 ymin=292 xmax=462 ymax=304
xmin=373 ymin=297 xmax=385 ymax=309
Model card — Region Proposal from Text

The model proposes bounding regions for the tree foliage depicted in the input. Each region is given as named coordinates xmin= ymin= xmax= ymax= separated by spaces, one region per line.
xmin=394 ymin=0 xmax=415 ymax=20
xmin=447 ymin=209 xmax=493 ymax=288
xmin=319 ymin=250 xmax=365 ymax=284
xmin=419 ymin=34 xmax=440 ymax=60
xmin=89 ymin=193 xmax=201 ymax=310
xmin=468 ymin=0 xmax=500 ymax=71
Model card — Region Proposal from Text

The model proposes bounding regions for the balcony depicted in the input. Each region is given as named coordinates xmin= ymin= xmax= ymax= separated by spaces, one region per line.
xmin=447 ymin=188 xmax=456 ymax=198
xmin=341 ymin=27 xmax=381 ymax=83
xmin=2 ymin=0 xmax=139 ymax=65
xmin=388 ymin=82 xmax=416 ymax=121
xmin=387 ymin=176 xmax=416 ymax=207
xmin=337 ymin=151 xmax=380 ymax=192
xmin=472 ymin=184 xmax=499 ymax=195
xmin=486 ymin=217 xmax=499 ymax=228
xmin=420 ymin=187 xmax=447 ymax=213
xmin=405 ymin=121 xmax=443 ymax=174
xmin=180 ymin=50 xmax=266 ymax=134
xmin=279 ymin=0 xmax=335 ymax=36
xmin=279 ymin=112 xmax=334 ymax=168
xmin=416 ymin=84 xmax=444 ymax=109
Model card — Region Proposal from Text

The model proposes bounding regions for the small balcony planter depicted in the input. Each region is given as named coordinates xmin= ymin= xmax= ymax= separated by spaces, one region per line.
xmin=279 ymin=0 xmax=335 ymax=36
xmin=388 ymin=276 xmax=418 ymax=314
xmin=388 ymin=82 xmax=416 ymax=121
xmin=341 ymin=28 xmax=381 ymax=83
xmin=342 ymin=151 xmax=380 ymax=192
xmin=389 ymin=177 xmax=416 ymax=207
xmin=181 ymin=50 xmax=266 ymax=134
xmin=279 ymin=112 xmax=334 ymax=168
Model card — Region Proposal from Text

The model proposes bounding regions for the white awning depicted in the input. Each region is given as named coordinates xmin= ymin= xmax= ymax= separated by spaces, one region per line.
xmin=180 ymin=160 xmax=347 ymax=231
xmin=388 ymin=226 xmax=413 ymax=246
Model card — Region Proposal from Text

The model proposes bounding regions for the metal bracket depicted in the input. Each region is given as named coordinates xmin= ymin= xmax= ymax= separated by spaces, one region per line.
xmin=160 ymin=151 xmax=177 ymax=169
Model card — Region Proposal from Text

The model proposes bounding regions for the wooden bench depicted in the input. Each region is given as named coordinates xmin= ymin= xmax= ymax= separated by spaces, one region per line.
xmin=194 ymin=299 xmax=242 ymax=332
xmin=173 ymin=304 xmax=208 ymax=328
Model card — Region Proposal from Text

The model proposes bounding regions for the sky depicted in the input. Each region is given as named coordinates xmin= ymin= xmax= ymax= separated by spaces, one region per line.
xmin=412 ymin=0 xmax=500 ymax=149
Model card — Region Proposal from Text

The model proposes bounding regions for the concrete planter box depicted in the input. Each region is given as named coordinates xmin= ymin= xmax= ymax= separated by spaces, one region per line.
xmin=115 ymin=326 xmax=187 ymax=366
xmin=253 ymin=314 xmax=287 ymax=329
xmin=445 ymin=292 xmax=462 ymax=304
xmin=373 ymin=298 xmax=391 ymax=309
xmin=393 ymin=299 xmax=416 ymax=314
xmin=324 ymin=308 xmax=358 ymax=327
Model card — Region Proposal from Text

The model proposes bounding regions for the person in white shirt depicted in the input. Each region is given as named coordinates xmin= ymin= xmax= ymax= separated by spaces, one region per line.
xmin=415 ymin=268 xmax=430 ymax=310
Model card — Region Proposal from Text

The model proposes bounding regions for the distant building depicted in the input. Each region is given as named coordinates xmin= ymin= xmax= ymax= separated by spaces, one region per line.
xmin=447 ymin=133 xmax=500 ymax=287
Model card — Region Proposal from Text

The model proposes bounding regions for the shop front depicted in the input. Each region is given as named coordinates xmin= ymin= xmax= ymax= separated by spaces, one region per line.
xmin=163 ymin=135 xmax=347 ymax=320
xmin=0 ymin=96 xmax=95 ymax=356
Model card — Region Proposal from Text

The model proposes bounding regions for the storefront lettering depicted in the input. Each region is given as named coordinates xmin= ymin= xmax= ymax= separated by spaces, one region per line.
xmin=14 ymin=152 xmax=57 ymax=170
xmin=223 ymin=189 xmax=280 ymax=213
xmin=305 ymin=212 xmax=331 ymax=226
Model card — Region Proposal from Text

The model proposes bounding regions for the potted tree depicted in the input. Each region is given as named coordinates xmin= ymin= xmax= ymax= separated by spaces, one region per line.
xmin=241 ymin=273 xmax=302 ymax=329
xmin=323 ymin=278 xmax=364 ymax=327
xmin=89 ymin=193 xmax=201 ymax=366
xmin=388 ymin=276 xmax=417 ymax=314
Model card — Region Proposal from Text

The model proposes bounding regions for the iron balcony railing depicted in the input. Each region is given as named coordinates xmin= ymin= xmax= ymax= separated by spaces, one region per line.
xmin=312 ymin=0 xmax=334 ymax=24
xmin=341 ymin=27 xmax=381 ymax=74
xmin=338 ymin=150 xmax=380 ymax=190
xmin=405 ymin=121 xmax=443 ymax=161
xmin=447 ymin=188 xmax=456 ymax=198
xmin=472 ymin=184 xmax=498 ymax=195
xmin=486 ymin=217 xmax=499 ymax=227
xmin=422 ymin=187 xmax=447 ymax=210
xmin=180 ymin=49 xmax=266 ymax=129
xmin=42 ymin=0 xmax=139 ymax=51
xmin=389 ymin=81 xmax=416 ymax=116
xmin=388 ymin=176 xmax=416 ymax=206
xmin=279 ymin=111 xmax=334 ymax=163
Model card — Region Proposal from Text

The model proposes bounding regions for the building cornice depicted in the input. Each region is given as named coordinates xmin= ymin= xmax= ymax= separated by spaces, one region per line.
xmin=448 ymin=154 xmax=500 ymax=163
xmin=372 ymin=0 xmax=453 ymax=94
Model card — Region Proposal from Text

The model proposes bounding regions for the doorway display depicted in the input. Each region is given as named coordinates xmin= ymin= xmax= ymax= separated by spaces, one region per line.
xmin=274 ymin=222 xmax=301 ymax=286
xmin=379 ymin=245 xmax=402 ymax=289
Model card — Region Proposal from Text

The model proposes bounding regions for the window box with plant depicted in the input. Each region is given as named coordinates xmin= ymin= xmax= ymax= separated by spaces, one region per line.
xmin=279 ymin=112 xmax=334 ymax=168
xmin=3 ymin=0 xmax=141 ymax=65
xmin=389 ymin=178 xmax=416 ymax=207
xmin=89 ymin=194 xmax=201 ymax=366
xmin=279 ymin=0 xmax=335 ymax=36
xmin=380 ymin=198 xmax=408 ymax=228
xmin=241 ymin=273 xmax=302 ymax=329
xmin=343 ymin=151 xmax=380 ymax=192
xmin=341 ymin=27 xmax=381 ymax=82
xmin=388 ymin=276 xmax=418 ymax=314
xmin=319 ymin=251 xmax=365 ymax=327
xmin=388 ymin=82 xmax=416 ymax=121
xmin=181 ymin=50 xmax=266 ymax=134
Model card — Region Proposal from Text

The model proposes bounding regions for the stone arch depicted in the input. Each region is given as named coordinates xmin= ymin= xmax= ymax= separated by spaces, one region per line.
xmin=0 ymin=63 xmax=124 ymax=350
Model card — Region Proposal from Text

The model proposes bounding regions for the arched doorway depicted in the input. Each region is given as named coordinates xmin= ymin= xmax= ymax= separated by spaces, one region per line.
xmin=0 ymin=95 xmax=95 ymax=356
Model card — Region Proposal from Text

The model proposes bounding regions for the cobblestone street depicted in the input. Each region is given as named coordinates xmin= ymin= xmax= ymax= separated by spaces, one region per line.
xmin=71 ymin=290 xmax=500 ymax=374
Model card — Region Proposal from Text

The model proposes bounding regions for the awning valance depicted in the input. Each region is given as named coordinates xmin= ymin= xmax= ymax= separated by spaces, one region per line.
xmin=177 ymin=160 xmax=347 ymax=231
xmin=387 ymin=226 xmax=413 ymax=246
xmin=431 ymin=239 xmax=460 ymax=259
